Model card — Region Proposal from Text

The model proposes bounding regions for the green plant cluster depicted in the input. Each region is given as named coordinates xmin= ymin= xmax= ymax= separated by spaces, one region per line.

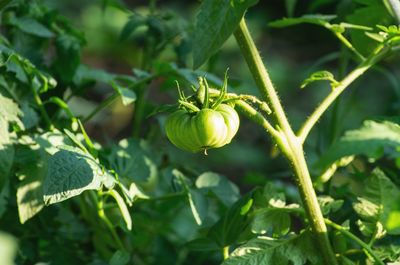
xmin=0 ymin=0 xmax=400 ymax=265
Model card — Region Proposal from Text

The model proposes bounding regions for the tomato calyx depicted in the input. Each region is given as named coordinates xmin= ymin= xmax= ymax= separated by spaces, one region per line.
xmin=177 ymin=70 xmax=229 ymax=114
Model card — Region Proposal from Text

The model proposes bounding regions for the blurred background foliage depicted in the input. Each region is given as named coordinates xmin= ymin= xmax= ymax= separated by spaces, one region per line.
xmin=45 ymin=0 xmax=399 ymax=183
xmin=1 ymin=0 xmax=400 ymax=264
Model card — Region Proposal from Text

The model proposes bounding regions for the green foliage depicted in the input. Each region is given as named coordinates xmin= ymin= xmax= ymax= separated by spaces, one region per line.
xmin=315 ymin=120 xmax=400 ymax=171
xmin=301 ymin=70 xmax=339 ymax=89
xmin=0 ymin=0 xmax=399 ymax=264
xmin=193 ymin=0 xmax=258 ymax=68
xmin=222 ymin=231 xmax=322 ymax=265
xmin=353 ymin=168 xmax=400 ymax=237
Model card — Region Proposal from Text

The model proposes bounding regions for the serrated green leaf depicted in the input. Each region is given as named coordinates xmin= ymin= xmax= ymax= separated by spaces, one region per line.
xmin=53 ymin=34 xmax=82 ymax=84
xmin=4 ymin=53 xmax=29 ymax=83
xmin=193 ymin=0 xmax=259 ymax=69
xmin=196 ymin=172 xmax=240 ymax=207
xmin=269 ymin=14 xmax=336 ymax=28
xmin=43 ymin=146 xmax=111 ymax=205
xmin=15 ymin=132 xmax=70 ymax=222
xmin=251 ymin=208 xmax=291 ymax=236
xmin=301 ymin=70 xmax=339 ymax=89
xmin=318 ymin=196 xmax=344 ymax=215
xmin=108 ymin=139 xmax=157 ymax=187
xmin=353 ymin=168 xmax=400 ymax=237
xmin=222 ymin=231 xmax=321 ymax=265
xmin=315 ymin=120 xmax=400 ymax=171
xmin=251 ymin=184 xmax=300 ymax=236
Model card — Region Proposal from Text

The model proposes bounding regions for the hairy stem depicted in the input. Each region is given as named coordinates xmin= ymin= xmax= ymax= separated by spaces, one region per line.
xmin=298 ymin=45 xmax=388 ymax=143
xmin=234 ymin=19 xmax=292 ymax=134
xmin=325 ymin=219 xmax=385 ymax=265
xmin=234 ymin=17 xmax=338 ymax=265
xmin=235 ymin=100 xmax=279 ymax=138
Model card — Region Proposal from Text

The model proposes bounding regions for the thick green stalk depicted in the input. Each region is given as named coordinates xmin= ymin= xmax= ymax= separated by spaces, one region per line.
xmin=234 ymin=19 xmax=292 ymax=134
xmin=234 ymin=18 xmax=338 ymax=265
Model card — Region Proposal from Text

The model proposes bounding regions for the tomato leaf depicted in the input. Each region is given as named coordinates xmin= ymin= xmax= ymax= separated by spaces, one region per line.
xmin=107 ymin=139 xmax=158 ymax=185
xmin=43 ymin=145 xmax=114 ymax=205
xmin=315 ymin=120 xmax=400 ymax=171
xmin=195 ymin=172 xmax=240 ymax=207
xmin=222 ymin=231 xmax=321 ymax=265
xmin=300 ymin=70 xmax=339 ymax=89
xmin=193 ymin=0 xmax=258 ymax=69
xmin=353 ymin=168 xmax=400 ymax=237
xmin=208 ymin=192 xmax=254 ymax=247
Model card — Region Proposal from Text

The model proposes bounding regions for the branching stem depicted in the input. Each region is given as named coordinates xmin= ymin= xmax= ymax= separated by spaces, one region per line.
xmin=298 ymin=44 xmax=389 ymax=143
xmin=234 ymin=17 xmax=338 ymax=265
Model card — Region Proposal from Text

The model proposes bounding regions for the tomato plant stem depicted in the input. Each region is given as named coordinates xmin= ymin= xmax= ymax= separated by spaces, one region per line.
xmin=234 ymin=100 xmax=278 ymax=138
xmin=298 ymin=44 xmax=389 ymax=143
xmin=234 ymin=17 xmax=338 ymax=265
xmin=324 ymin=219 xmax=385 ymax=265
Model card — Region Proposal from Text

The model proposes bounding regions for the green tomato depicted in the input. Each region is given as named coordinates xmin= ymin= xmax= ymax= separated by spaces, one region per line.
xmin=165 ymin=104 xmax=239 ymax=153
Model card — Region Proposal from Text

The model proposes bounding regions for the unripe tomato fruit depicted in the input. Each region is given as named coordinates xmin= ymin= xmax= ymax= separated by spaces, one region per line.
xmin=165 ymin=104 xmax=239 ymax=153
